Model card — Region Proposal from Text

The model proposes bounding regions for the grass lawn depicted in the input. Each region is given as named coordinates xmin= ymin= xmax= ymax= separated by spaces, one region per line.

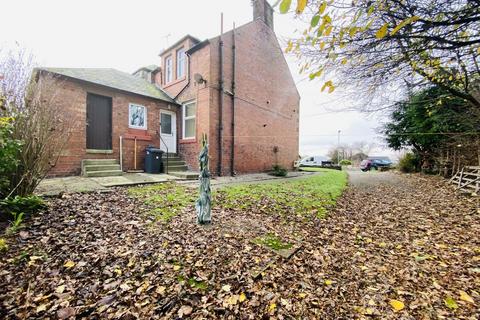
xmin=129 ymin=168 xmax=348 ymax=220
xmin=215 ymin=168 xmax=347 ymax=218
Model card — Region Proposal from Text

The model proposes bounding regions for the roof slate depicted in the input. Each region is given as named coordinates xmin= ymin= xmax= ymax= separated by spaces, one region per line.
xmin=39 ymin=67 xmax=175 ymax=103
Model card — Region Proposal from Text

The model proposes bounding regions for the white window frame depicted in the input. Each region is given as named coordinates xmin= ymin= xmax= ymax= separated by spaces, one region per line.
xmin=182 ymin=101 xmax=196 ymax=140
xmin=176 ymin=48 xmax=186 ymax=79
xmin=165 ymin=56 xmax=173 ymax=83
xmin=128 ymin=103 xmax=147 ymax=130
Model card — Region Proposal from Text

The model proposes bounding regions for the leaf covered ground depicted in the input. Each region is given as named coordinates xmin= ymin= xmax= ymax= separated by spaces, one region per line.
xmin=0 ymin=171 xmax=479 ymax=319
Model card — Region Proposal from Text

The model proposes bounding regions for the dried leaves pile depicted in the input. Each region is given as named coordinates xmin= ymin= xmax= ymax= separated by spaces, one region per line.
xmin=0 ymin=174 xmax=479 ymax=319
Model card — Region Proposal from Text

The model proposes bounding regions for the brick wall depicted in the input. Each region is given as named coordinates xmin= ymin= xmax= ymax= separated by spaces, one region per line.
xmin=42 ymin=76 xmax=178 ymax=176
xmin=207 ymin=20 xmax=300 ymax=175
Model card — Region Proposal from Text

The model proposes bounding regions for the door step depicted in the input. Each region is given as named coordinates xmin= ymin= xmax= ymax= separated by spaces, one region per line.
xmin=169 ymin=171 xmax=198 ymax=180
xmin=82 ymin=159 xmax=122 ymax=177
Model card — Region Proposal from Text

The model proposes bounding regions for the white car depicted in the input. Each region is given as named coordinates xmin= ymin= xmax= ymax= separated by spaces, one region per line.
xmin=296 ymin=156 xmax=332 ymax=167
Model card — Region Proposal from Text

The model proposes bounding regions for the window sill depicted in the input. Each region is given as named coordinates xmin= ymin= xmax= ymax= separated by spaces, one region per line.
xmin=86 ymin=149 xmax=113 ymax=154
xmin=180 ymin=138 xmax=197 ymax=144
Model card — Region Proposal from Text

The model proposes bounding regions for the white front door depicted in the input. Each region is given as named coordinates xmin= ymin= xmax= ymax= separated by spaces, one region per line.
xmin=160 ymin=110 xmax=176 ymax=153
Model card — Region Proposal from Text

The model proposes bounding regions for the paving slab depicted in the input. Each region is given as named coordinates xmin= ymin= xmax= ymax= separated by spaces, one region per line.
xmin=36 ymin=173 xmax=180 ymax=196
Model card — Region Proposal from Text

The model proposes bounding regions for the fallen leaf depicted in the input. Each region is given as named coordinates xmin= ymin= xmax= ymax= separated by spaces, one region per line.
xmin=63 ymin=260 xmax=75 ymax=268
xmin=56 ymin=285 xmax=66 ymax=294
xmin=57 ymin=307 xmax=75 ymax=319
xmin=36 ymin=304 xmax=48 ymax=313
xmin=444 ymin=296 xmax=458 ymax=309
xmin=239 ymin=292 xmax=247 ymax=302
xmin=178 ymin=305 xmax=193 ymax=317
xmin=222 ymin=284 xmax=231 ymax=292
xmin=459 ymin=291 xmax=474 ymax=304
xmin=389 ymin=299 xmax=405 ymax=311
xmin=325 ymin=279 xmax=333 ymax=285
xmin=268 ymin=302 xmax=277 ymax=314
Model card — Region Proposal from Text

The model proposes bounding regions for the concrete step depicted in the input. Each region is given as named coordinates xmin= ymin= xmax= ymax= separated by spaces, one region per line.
xmin=85 ymin=170 xmax=123 ymax=177
xmin=164 ymin=165 xmax=188 ymax=172
xmin=169 ymin=171 xmax=198 ymax=180
xmin=162 ymin=156 xmax=181 ymax=162
xmin=162 ymin=160 xmax=185 ymax=166
xmin=84 ymin=164 xmax=121 ymax=172
xmin=83 ymin=159 xmax=118 ymax=166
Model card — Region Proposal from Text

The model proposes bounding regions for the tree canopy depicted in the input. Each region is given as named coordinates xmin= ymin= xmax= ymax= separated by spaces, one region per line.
xmin=279 ymin=0 xmax=480 ymax=109
xmin=383 ymin=86 xmax=480 ymax=167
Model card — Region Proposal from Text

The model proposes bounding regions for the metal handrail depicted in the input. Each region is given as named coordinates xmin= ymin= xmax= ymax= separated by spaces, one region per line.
xmin=159 ymin=133 xmax=169 ymax=174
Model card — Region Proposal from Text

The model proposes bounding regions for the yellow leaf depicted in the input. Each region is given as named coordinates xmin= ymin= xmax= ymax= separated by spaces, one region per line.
xmin=298 ymin=292 xmax=307 ymax=298
xmin=459 ymin=290 xmax=475 ymax=304
xmin=375 ymin=23 xmax=389 ymax=39
xmin=56 ymin=285 xmax=66 ymax=294
xmin=389 ymin=299 xmax=405 ymax=311
xmin=279 ymin=0 xmax=292 ymax=14
xmin=114 ymin=267 xmax=122 ymax=276
xmin=321 ymin=80 xmax=333 ymax=92
xmin=325 ymin=279 xmax=333 ymax=285
xmin=239 ymin=292 xmax=247 ymax=302
xmin=390 ymin=16 xmax=420 ymax=36
xmin=325 ymin=25 xmax=333 ymax=36
xmin=268 ymin=302 xmax=277 ymax=313
xmin=173 ymin=265 xmax=181 ymax=271
xmin=318 ymin=1 xmax=327 ymax=14
xmin=319 ymin=41 xmax=326 ymax=50
xmin=285 ymin=40 xmax=293 ymax=53
xmin=64 ymin=260 xmax=75 ymax=268
xmin=444 ymin=296 xmax=458 ymax=309
xmin=296 ymin=0 xmax=308 ymax=14
xmin=341 ymin=58 xmax=347 ymax=65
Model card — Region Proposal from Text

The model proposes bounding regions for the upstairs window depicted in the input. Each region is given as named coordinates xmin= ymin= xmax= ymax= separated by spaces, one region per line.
xmin=182 ymin=101 xmax=196 ymax=139
xmin=165 ymin=56 xmax=173 ymax=83
xmin=176 ymin=48 xmax=186 ymax=79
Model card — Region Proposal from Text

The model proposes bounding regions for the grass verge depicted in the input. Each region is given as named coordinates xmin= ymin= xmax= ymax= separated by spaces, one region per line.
xmin=215 ymin=168 xmax=347 ymax=218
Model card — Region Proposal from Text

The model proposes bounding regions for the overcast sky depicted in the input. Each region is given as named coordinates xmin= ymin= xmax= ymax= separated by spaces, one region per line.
xmin=1 ymin=0 xmax=397 ymax=158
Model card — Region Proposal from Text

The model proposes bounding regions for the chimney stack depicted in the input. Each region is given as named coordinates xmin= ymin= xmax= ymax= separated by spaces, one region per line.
xmin=252 ymin=0 xmax=274 ymax=30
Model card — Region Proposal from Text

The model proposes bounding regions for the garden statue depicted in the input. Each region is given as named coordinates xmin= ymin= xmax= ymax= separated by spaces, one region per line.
xmin=196 ymin=133 xmax=211 ymax=224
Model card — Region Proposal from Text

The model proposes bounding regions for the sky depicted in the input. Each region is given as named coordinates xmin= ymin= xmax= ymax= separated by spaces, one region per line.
xmin=1 ymin=0 xmax=397 ymax=159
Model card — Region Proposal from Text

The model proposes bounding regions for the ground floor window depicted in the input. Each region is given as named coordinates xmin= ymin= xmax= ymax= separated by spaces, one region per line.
xmin=129 ymin=103 xmax=147 ymax=129
xmin=182 ymin=101 xmax=196 ymax=139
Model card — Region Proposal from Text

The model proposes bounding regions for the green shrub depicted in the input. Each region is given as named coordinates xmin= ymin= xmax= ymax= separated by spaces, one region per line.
xmin=398 ymin=153 xmax=420 ymax=173
xmin=0 ymin=117 xmax=22 ymax=198
xmin=271 ymin=165 xmax=288 ymax=177
xmin=0 ymin=195 xmax=46 ymax=219
xmin=339 ymin=159 xmax=352 ymax=166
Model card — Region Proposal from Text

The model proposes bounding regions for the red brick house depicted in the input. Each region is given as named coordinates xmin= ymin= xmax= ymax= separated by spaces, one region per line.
xmin=38 ymin=0 xmax=300 ymax=177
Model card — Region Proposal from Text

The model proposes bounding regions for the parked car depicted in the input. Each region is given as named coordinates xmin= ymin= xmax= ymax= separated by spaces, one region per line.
xmin=360 ymin=157 xmax=393 ymax=171
xmin=297 ymin=155 xmax=332 ymax=167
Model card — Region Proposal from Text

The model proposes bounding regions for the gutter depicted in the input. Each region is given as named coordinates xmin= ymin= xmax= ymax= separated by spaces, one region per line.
xmin=230 ymin=23 xmax=236 ymax=176
xmin=218 ymin=14 xmax=224 ymax=176
xmin=174 ymin=51 xmax=192 ymax=100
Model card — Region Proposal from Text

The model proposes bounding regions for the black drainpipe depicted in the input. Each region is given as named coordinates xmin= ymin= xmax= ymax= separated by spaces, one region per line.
xmin=230 ymin=23 xmax=236 ymax=176
xmin=218 ymin=14 xmax=224 ymax=176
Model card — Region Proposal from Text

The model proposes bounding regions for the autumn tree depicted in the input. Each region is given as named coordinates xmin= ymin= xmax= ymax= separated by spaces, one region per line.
xmin=279 ymin=0 xmax=480 ymax=110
